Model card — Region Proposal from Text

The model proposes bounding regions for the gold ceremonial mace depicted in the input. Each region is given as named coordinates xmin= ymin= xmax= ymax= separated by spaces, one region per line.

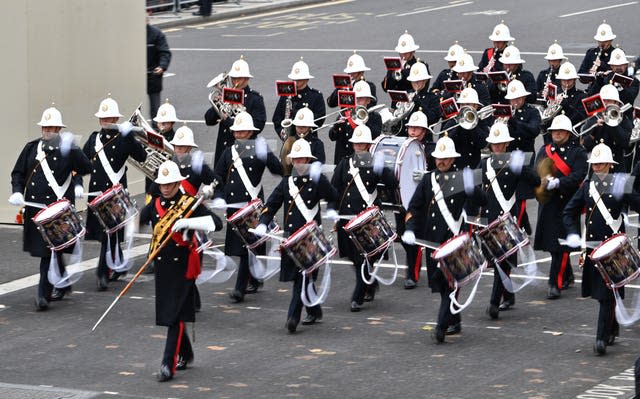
xmin=92 ymin=195 xmax=204 ymax=331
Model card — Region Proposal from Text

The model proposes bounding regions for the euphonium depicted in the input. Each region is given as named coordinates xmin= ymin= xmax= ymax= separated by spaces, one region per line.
xmin=207 ymin=72 xmax=246 ymax=118
xmin=127 ymin=106 xmax=175 ymax=180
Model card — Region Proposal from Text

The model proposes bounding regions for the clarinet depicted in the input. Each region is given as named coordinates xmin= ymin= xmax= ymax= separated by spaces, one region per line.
xmin=541 ymin=68 xmax=552 ymax=100
xmin=589 ymin=47 xmax=602 ymax=75
xmin=483 ymin=48 xmax=497 ymax=73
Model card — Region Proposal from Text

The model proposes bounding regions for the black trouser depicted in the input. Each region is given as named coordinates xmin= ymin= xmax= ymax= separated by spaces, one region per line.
xmin=233 ymin=254 xmax=260 ymax=293
xmin=596 ymin=296 xmax=618 ymax=342
xmin=287 ymin=272 xmax=321 ymax=323
xmin=97 ymin=233 xmax=123 ymax=279
xmin=437 ymin=281 xmax=460 ymax=329
xmin=38 ymin=254 xmax=65 ymax=299
xmin=635 ymin=355 xmax=640 ymax=396
xmin=548 ymin=250 xmax=573 ymax=289
xmin=198 ymin=0 xmax=212 ymax=15
xmin=148 ymin=91 xmax=161 ymax=129
xmin=490 ymin=255 xmax=516 ymax=307
xmin=395 ymin=213 xmax=420 ymax=282
xmin=162 ymin=321 xmax=193 ymax=373
xmin=351 ymin=253 xmax=377 ymax=305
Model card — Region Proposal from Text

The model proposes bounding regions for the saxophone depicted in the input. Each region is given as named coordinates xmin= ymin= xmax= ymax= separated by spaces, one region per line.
xmin=279 ymin=96 xmax=293 ymax=142
xmin=589 ymin=47 xmax=602 ymax=75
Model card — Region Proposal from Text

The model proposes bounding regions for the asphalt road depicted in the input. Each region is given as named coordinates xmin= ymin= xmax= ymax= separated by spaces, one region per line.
xmin=2 ymin=0 xmax=640 ymax=398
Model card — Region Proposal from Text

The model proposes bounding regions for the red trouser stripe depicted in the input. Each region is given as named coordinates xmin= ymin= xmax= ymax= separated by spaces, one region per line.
xmin=172 ymin=321 xmax=184 ymax=374
xmin=517 ymin=200 xmax=526 ymax=226
xmin=414 ymin=248 xmax=422 ymax=281
xmin=557 ymin=252 xmax=568 ymax=289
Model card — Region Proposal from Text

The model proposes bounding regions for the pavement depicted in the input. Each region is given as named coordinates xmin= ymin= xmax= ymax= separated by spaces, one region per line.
xmin=148 ymin=0 xmax=327 ymax=29
xmin=3 ymin=0 xmax=640 ymax=398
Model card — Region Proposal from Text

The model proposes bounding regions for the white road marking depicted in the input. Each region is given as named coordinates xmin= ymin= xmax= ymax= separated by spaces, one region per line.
xmin=222 ymin=32 xmax=286 ymax=37
xmin=397 ymin=1 xmax=474 ymax=17
xmin=559 ymin=1 xmax=638 ymax=18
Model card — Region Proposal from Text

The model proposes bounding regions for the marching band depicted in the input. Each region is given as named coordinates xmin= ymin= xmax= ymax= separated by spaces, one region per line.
xmin=8 ymin=19 xmax=640 ymax=382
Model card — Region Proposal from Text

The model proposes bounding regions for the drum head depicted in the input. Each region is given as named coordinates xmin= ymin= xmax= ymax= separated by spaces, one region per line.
xmin=282 ymin=221 xmax=317 ymax=249
xmin=591 ymin=234 xmax=627 ymax=260
xmin=34 ymin=200 xmax=70 ymax=222
xmin=433 ymin=233 xmax=469 ymax=260
xmin=227 ymin=198 xmax=263 ymax=223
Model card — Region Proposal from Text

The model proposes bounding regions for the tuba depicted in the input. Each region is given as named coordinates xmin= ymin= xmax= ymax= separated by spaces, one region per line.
xmin=534 ymin=157 xmax=557 ymax=204
xmin=127 ymin=105 xmax=175 ymax=180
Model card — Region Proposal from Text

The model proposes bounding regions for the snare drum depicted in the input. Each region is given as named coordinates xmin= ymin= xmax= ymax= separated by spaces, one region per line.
xmin=590 ymin=234 xmax=640 ymax=289
xmin=432 ymin=233 xmax=487 ymax=287
xmin=370 ymin=135 xmax=427 ymax=210
xmin=227 ymin=198 xmax=280 ymax=249
xmin=32 ymin=199 xmax=85 ymax=251
xmin=343 ymin=206 xmax=397 ymax=258
xmin=281 ymin=221 xmax=336 ymax=274
xmin=476 ymin=212 xmax=529 ymax=263
xmin=88 ymin=184 xmax=137 ymax=234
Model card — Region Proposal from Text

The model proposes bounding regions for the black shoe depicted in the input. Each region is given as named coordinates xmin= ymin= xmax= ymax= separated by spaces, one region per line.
xmin=404 ymin=279 xmax=417 ymax=289
xmin=157 ymin=364 xmax=173 ymax=382
xmin=498 ymin=299 xmax=514 ymax=311
xmin=432 ymin=326 xmax=445 ymax=343
xmin=487 ymin=304 xmax=499 ymax=320
xmin=547 ymin=287 xmax=561 ymax=299
xmin=607 ymin=335 xmax=616 ymax=346
xmin=363 ymin=284 xmax=378 ymax=302
xmin=229 ymin=289 xmax=244 ymax=303
xmin=144 ymin=263 xmax=155 ymax=275
xmin=350 ymin=301 xmax=361 ymax=312
xmin=245 ymin=280 xmax=263 ymax=294
xmin=35 ymin=296 xmax=49 ymax=311
xmin=445 ymin=323 xmax=461 ymax=335
xmin=109 ymin=271 xmax=125 ymax=282
xmin=50 ymin=287 xmax=70 ymax=301
xmin=562 ymin=276 xmax=575 ymax=290
xmin=286 ymin=317 xmax=297 ymax=333
xmin=97 ymin=275 xmax=108 ymax=291
xmin=175 ymin=356 xmax=192 ymax=371
xmin=302 ymin=313 xmax=321 ymax=325
xmin=594 ymin=340 xmax=606 ymax=355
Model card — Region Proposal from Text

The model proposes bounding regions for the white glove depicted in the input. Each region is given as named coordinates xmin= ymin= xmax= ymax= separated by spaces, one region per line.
xmin=118 ymin=121 xmax=134 ymax=137
xmin=401 ymin=230 xmax=416 ymax=245
xmin=546 ymin=177 xmax=560 ymax=190
xmin=191 ymin=150 xmax=204 ymax=175
xmin=310 ymin=161 xmax=322 ymax=182
xmin=565 ymin=233 xmax=581 ymax=248
xmin=463 ymin=167 xmax=475 ymax=195
xmin=325 ymin=209 xmax=340 ymax=222
xmin=74 ymin=185 xmax=84 ymax=198
xmin=211 ymin=197 xmax=227 ymax=209
xmin=59 ymin=132 xmax=74 ymax=157
xmin=509 ymin=150 xmax=525 ymax=175
xmin=253 ymin=223 xmax=268 ymax=237
xmin=171 ymin=216 xmax=217 ymax=233
xmin=201 ymin=183 xmax=216 ymax=200
xmin=8 ymin=192 xmax=24 ymax=206
xmin=612 ymin=173 xmax=626 ymax=201
xmin=413 ymin=169 xmax=428 ymax=182
xmin=373 ymin=152 xmax=385 ymax=176
xmin=255 ymin=137 xmax=268 ymax=162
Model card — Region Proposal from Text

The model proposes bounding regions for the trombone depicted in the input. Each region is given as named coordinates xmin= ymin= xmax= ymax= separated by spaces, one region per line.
xmin=313 ymin=104 xmax=384 ymax=132
xmin=572 ymin=103 xmax=632 ymax=137
xmin=435 ymin=105 xmax=494 ymax=135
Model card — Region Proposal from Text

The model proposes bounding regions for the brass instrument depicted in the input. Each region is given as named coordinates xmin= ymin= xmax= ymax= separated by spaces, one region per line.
xmin=437 ymin=105 xmax=494 ymax=135
xmin=207 ymin=72 xmax=246 ymax=118
xmin=279 ymin=96 xmax=293 ymax=142
xmin=393 ymin=69 xmax=403 ymax=81
xmin=380 ymin=92 xmax=416 ymax=133
xmin=630 ymin=117 xmax=640 ymax=144
xmin=534 ymin=157 xmax=556 ymax=204
xmin=313 ymin=104 xmax=381 ymax=132
xmin=541 ymin=90 xmax=566 ymax=124
xmin=127 ymin=106 xmax=175 ymax=180
xmin=573 ymin=103 xmax=632 ymax=136
xmin=497 ymin=71 xmax=513 ymax=92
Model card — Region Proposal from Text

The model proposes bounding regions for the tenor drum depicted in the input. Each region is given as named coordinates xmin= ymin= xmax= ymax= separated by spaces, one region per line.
xmin=476 ymin=212 xmax=529 ymax=263
xmin=590 ymin=233 xmax=640 ymax=289
xmin=370 ymin=135 xmax=426 ymax=210
xmin=88 ymin=184 xmax=138 ymax=234
xmin=227 ymin=198 xmax=279 ymax=249
xmin=33 ymin=199 xmax=85 ymax=251
xmin=281 ymin=221 xmax=336 ymax=274
xmin=432 ymin=233 xmax=487 ymax=288
xmin=343 ymin=206 xmax=397 ymax=258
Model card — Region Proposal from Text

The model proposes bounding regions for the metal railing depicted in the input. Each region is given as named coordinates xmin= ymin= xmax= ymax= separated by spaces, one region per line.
xmin=146 ymin=0 xmax=200 ymax=13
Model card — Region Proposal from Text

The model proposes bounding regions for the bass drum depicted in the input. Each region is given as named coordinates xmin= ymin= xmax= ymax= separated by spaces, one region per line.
xmin=370 ymin=135 xmax=427 ymax=210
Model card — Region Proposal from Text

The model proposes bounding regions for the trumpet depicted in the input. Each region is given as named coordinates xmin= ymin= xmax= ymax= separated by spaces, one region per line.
xmin=437 ymin=105 xmax=494 ymax=135
xmin=393 ymin=70 xmax=402 ymax=81
xmin=572 ymin=103 xmax=632 ymax=136
xmin=497 ymin=71 xmax=513 ymax=92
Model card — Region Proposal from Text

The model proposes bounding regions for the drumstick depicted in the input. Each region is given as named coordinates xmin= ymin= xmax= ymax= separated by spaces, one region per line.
xmin=248 ymin=228 xmax=286 ymax=242
xmin=23 ymin=201 xmax=47 ymax=209
xmin=204 ymin=201 xmax=248 ymax=210
xmin=321 ymin=213 xmax=356 ymax=220
xmin=414 ymin=239 xmax=441 ymax=250
xmin=82 ymin=191 xmax=103 ymax=197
